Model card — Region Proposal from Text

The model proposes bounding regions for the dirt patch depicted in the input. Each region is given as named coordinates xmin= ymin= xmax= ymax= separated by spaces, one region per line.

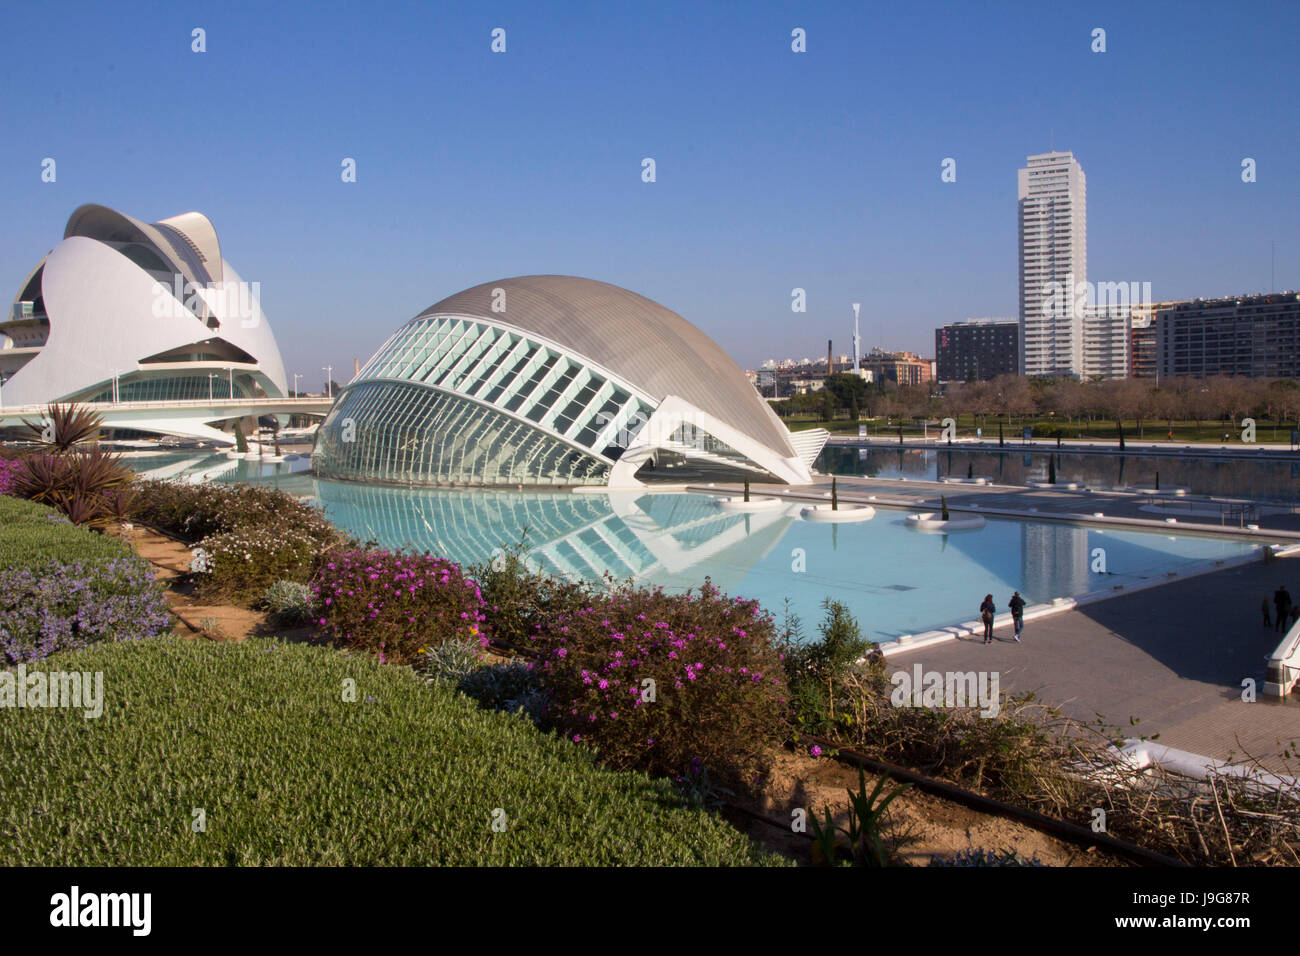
xmin=113 ymin=522 xmax=310 ymax=644
xmin=733 ymin=748 xmax=1121 ymax=867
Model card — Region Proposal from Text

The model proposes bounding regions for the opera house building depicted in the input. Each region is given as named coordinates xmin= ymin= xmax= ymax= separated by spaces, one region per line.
xmin=0 ymin=204 xmax=288 ymax=443
xmin=313 ymin=275 xmax=827 ymax=489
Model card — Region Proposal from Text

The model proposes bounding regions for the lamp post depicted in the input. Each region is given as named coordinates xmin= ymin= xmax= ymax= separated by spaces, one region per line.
xmin=229 ymin=367 xmax=234 ymax=399
xmin=292 ymin=373 xmax=302 ymax=397
xmin=322 ymin=366 xmax=334 ymax=399
xmin=208 ymin=373 xmax=218 ymax=402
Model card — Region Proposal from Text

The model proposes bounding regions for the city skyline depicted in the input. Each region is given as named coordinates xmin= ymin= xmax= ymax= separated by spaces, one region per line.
xmin=1 ymin=1 xmax=1296 ymax=384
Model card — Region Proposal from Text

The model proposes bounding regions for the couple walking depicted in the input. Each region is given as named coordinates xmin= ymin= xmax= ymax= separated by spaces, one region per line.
xmin=980 ymin=591 xmax=1026 ymax=644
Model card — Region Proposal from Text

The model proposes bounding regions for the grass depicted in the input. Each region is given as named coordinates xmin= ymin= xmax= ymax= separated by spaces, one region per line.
xmin=0 ymin=496 xmax=134 ymax=571
xmin=0 ymin=636 xmax=784 ymax=866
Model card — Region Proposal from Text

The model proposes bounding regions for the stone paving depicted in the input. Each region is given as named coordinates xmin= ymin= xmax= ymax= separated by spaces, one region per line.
xmin=887 ymin=558 xmax=1300 ymax=773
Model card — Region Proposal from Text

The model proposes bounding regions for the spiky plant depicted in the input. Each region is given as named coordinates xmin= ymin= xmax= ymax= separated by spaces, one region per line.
xmin=831 ymin=476 xmax=838 ymax=511
xmin=21 ymin=402 xmax=103 ymax=452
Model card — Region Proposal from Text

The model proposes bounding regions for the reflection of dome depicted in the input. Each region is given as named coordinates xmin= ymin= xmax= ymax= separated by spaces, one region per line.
xmin=310 ymin=480 xmax=794 ymax=597
xmin=313 ymin=276 xmax=827 ymax=488
xmin=1 ymin=204 xmax=287 ymax=442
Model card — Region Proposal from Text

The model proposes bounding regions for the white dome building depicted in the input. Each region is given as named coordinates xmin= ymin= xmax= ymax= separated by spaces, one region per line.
xmin=313 ymin=275 xmax=828 ymax=488
xmin=0 ymin=204 xmax=288 ymax=442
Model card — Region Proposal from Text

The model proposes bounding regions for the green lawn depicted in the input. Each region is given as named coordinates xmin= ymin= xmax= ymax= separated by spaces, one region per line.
xmin=0 ymin=496 xmax=134 ymax=571
xmin=0 ymin=637 xmax=783 ymax=866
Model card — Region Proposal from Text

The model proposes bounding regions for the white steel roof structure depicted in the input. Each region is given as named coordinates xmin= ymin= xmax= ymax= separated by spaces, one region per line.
xmin=0 ymin=204 xmax=288 ymax=443
xmin=313 ymin=275 xmax=827 ymax=488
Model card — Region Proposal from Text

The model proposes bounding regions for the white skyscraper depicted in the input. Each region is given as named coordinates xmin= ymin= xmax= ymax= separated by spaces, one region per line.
xmin=1018 ymin=151 xmax=1087 ymax=377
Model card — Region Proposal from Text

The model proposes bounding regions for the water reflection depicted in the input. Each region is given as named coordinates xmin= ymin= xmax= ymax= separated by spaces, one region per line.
xmin=821 ymin=446 xmax=1300 ymax=503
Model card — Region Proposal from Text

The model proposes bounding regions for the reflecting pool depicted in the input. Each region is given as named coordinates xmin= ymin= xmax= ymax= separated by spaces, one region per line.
xmin=819 ymin=446 xmax=1300 ymax=504
xmin=312 ymin=481 xmax=1259 ymax=642
xmin=124 ymin=453 xmax=1264 ymax=641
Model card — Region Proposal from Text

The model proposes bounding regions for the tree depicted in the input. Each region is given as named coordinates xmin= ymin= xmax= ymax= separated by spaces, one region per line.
xmin=822 ymin=388 xmax=835 ymax=423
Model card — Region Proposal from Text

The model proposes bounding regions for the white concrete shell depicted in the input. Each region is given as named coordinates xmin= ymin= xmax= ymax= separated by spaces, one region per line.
xmin=1 ymin=204 xmax=288 ymax=441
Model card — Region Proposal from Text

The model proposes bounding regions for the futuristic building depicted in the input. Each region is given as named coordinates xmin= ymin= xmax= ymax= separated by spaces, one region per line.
xmin=314 ymin=276 xmax=827 ymax=488
xmin=1 ymin=204 xmax=288 ymax=442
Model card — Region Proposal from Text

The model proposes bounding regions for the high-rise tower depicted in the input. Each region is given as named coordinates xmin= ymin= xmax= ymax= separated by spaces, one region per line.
xmin=1018 ymin=151 xmax=1086 ymax=377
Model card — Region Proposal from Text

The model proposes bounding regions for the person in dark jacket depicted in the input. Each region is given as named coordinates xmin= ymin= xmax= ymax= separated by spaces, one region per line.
xmin=980 ymin=594 xmax=996 ymax=644
xmin=1009 ymin=591 xmax=1026 ymax=642
xmin=1275 ymin=586 xmax=1292 ymax=633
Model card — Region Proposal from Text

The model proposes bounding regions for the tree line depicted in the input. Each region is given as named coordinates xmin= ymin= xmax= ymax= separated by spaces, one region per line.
xmin=772 ymin=374 xmax=1300 ymax=437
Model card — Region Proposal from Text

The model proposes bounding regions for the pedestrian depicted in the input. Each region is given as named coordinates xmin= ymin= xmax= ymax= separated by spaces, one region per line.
xmin=1009 ymin=591 xmax=1026 ymax=641
xmin=980 ymin=593 xmax=996 ymax=644
xmin=1262 ymin=597 xmax=1272 ymax=628
xmin=1274 ymin=585 xmax=1292 ymax=633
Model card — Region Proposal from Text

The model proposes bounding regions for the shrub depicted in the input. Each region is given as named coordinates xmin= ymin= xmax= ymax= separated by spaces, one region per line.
xmin=189 ymin=524 xmax=324 ymax=600
xmin=416 ymin=637 xmax=485 ymax=685
xmin=10 ymin=448 xmax=135 ymax=528
xmin=0 ymin=637 xmax=783 ymax=865
xmin=458 ymin=660 xmax=547 ymax=726
xmin=522 ymin=579 xmax=788 ymax=783
xmin=262 ymin=579 xmax=318 ymax=626
xmin=781 ymin=598 xmax=872 ymax=735
xmin=312 ymin=549 xmax=487 ymax=665
xmin=469 ymin=538 xmax=591 ymax=648
xmin=0 ymin=557 xmax=171 ymax=664
xmin=130 ymin=479 xmax=342 ymax=548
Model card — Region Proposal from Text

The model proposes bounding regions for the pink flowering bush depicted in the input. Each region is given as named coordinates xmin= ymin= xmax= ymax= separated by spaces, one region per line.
xmin=312 ymin=549 xmax=487 ymax=665
xmin=521 ymin=579 xmax=788 ymax=783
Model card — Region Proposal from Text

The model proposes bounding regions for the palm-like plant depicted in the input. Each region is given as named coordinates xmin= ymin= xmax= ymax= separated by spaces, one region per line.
xmin=12 ymin=446 xmax=134 ymax=529
xmin=21 ymin=402 xmax=103 ymax=452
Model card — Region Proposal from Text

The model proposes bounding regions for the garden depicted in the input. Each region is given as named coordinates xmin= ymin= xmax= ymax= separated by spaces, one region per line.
xmin=2 ymin=403 xmax=1296 ymax=867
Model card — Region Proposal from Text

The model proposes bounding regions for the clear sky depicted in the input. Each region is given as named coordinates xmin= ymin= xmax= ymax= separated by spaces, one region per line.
xmin=1 ymin=0 xmax=1296 ymax=388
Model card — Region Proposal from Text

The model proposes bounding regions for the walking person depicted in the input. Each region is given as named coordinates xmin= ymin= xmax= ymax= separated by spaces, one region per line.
xmin=1009 ymin=591 xmax=1026 ymax=642
xmin=1275 ymin=585 xmax=1292 ymax=633
xmin=980 ymin=594 xmax=996 ymax=644
xmin=1262 ymin=597 xmax=1273 ymax=629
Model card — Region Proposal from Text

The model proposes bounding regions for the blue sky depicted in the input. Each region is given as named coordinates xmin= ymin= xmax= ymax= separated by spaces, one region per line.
xmin=1 ymin=0 xmax=1296 ymax=388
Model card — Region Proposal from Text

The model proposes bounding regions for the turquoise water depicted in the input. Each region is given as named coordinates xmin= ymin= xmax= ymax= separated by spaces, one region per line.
xmin=125 ymin=452 xmax=1261 ymax=641
xmin=311 ymin=482 xmax=1257 ymax=642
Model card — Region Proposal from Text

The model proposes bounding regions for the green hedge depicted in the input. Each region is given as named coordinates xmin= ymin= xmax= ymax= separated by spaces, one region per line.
xmin=0 ymin=496 xmax=134 ymax=571
xmin=0 ymin=637 xmax=783 ymax=866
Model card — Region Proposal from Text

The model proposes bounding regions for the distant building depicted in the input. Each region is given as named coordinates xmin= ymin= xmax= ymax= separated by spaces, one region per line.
xmin=935 ymin=318 xmax=1018 ymax=382
xmin=1156 ymin=292 xmax=1300 ymax=379
xmin=1128 ymin=300 xmax=1179 ymax=379
xmin=1081 ymin=304 xmax=1130 ymax=380
xmin=864 ymin=348 xmax=932 ymax=387
xmin=1019 ymin=151 xmax=1087 ymax=377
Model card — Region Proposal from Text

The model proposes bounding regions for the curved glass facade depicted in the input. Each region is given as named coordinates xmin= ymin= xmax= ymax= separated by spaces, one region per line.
xmin=313 ymin=380 xmax=611 ymax=487
xmin=354 ymin=314 xmax=655 ymax=458
xmin=74 ymin=371 xmax=259 ymax=404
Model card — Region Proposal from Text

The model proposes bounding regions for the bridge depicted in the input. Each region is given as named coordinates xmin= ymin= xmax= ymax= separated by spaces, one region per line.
xmin=0 ymin=396 xmax=336 ymax=445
